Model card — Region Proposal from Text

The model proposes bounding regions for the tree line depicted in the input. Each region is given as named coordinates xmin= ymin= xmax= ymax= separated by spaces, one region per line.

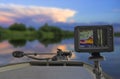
xmin=0 ymin=23 xmax=73 ymax=39
xmin=8 ymin=23 xmax=35 ymax=31
xmin=0 ymin=23 xmax=72 ymax=33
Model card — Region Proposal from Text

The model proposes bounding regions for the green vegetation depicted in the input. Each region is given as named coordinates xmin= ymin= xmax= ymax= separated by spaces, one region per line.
xmin=1 ymin=23 xmax=119 ymax=47
xmin=9 ymin=39 xmax=27 ymax=47
xmin=27 ymin=26 xmax=35 ymax=31
xmin=9 ymin=23 xmax=26 ymax=31
xmin=0 ymin=23 xmax=73 ymax=47
xmin=36 ymin=23 xmax=73 ymax=46
xmin=114 ymin=32 xmax=120 ymax=37
xmin=1 ymin=29 xmax=37 ymax=40
xmin=37 ymin=23 xmax=73 ymax=39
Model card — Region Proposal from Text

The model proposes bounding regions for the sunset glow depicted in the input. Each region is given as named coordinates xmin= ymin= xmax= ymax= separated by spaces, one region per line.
xmin=0 ymin=3 xmax=76 ymax=25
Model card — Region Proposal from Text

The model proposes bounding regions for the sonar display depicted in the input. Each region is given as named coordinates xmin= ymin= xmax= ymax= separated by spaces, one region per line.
xmin=79 ymin=30 xmax=93 ymax=47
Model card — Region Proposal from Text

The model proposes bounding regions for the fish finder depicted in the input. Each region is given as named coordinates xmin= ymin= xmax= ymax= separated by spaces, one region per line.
xmin=74 ymin=25 xmax=114 ymax=52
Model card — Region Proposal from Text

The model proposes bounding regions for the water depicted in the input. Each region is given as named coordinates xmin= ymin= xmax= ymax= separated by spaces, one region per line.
xmin=0 ymin=37 xmax=120 ymax=79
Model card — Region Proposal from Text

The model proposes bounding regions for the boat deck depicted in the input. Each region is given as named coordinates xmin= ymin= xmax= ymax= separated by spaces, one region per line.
xmin=0 ymin=61 xmax=108 ymax=79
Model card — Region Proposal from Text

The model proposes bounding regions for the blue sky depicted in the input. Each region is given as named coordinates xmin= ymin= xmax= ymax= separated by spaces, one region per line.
xmin=0 ymin=0 xmax=120 ymax=27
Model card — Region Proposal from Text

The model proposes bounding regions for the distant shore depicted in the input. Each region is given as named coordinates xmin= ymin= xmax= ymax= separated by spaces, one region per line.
xmin=114 ymin=32 xmax=120 ymax=37
xmin=0 ymin=22 xmax=120 ymax=41
xmin=0 ymin=23 xmax=73 ymax=40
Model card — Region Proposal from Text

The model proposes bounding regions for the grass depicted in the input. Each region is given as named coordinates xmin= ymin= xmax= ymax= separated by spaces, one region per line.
xmin=0 ymin=29 xmax=73 ymax=40
xmin=0 ymin=30 xmax=37 ymax=40
xmin=0 ymin=29 xmax=73 ymax=46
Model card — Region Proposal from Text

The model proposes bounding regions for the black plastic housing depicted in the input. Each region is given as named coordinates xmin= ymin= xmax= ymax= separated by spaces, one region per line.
xmin=74 ymin=25 xmax=114 ymax=52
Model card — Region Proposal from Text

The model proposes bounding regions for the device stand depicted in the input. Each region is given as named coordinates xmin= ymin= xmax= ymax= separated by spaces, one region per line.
xmin=89 ymin=53 xmax=105 ymax=79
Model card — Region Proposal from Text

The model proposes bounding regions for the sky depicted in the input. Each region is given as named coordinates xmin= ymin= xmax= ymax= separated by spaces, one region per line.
xmin=0 ymin=0 xmax=120 ymax=28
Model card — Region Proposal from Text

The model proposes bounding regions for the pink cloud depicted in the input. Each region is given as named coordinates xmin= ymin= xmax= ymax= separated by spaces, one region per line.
xmin=0 ymin=16 xmax=14 ymax=24
xmin=0 ymin=3 xmax=76 ymax=25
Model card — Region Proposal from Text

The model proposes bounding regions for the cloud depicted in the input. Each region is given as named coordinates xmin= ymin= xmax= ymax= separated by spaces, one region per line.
xmin=0 ymin=15 xmax=14 ymax=24
xmin=0 ymin=3 xmax=76 ymax=25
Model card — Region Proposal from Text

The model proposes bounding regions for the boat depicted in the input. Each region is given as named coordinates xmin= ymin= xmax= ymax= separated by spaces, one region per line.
xmin=0 ymin=49 xmax=112 ymax=79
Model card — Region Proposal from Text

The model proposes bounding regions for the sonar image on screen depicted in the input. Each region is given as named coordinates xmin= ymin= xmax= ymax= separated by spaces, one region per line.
xmin=79 ymin=29 xmax=107 ymax=48
xmin=79 ymin=30 xmax=93 ymax=47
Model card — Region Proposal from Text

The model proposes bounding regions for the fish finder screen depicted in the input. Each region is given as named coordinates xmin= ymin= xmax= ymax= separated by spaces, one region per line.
xmin=79 ymin=30 xmax=93 ymax=47
xmin=74 ymin=25 xmax=114 ymax=52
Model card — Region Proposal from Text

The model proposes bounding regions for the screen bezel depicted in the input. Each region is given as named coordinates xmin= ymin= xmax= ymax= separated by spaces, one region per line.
xmin=74 ymin=25 xmax=114 ymax=52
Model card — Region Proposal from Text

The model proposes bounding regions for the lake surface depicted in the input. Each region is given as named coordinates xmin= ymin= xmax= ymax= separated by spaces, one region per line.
xmin=0 ymin=37 xmax=120 ymax=79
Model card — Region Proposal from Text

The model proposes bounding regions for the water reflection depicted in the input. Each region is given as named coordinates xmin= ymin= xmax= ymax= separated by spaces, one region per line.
xmin=0 ymin=38 xmax=75 ymax=65
xmin=38 ymin=36 xmax=63 ymax=47
xmin=0 ymin=37 xmax=120 ymax=79
xmin=9 ymin=39 xmax=27 ymax=47
xmin=0 ymin=41 xmax=14 ymax=55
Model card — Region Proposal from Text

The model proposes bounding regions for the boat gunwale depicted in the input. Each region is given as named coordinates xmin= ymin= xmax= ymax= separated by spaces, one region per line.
xmin=0 ymin=61 xmax=112 ymax=79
